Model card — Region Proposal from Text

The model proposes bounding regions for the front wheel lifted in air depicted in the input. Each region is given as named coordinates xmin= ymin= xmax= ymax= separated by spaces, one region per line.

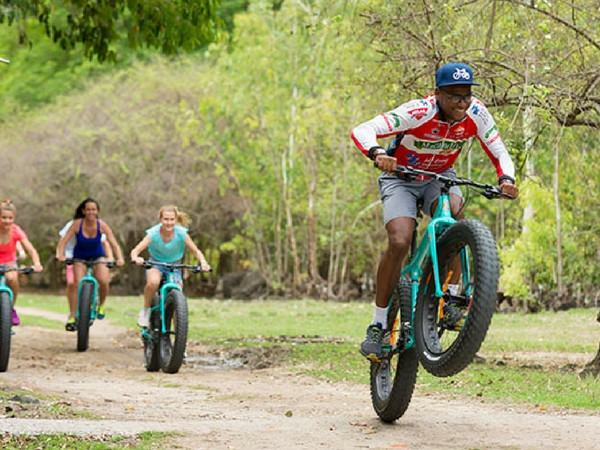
xmin=414 ymin=219 xmax=498 ymax=377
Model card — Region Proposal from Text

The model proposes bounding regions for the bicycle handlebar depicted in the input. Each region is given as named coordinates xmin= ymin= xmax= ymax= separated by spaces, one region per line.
xmin=132 ymin=260 xmax=211 ymax=273
xmin=389 ymin=165 xmax=513 ymax=200
xmin=0 ymin=266 xmax=35 ymax=275
xmin=65 ymin=258 xmax=116 ymax=268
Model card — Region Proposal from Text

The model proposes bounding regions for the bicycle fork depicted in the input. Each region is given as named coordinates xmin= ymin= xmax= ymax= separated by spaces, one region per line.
xmin=77 ymin=273 xmax=99 ymax=323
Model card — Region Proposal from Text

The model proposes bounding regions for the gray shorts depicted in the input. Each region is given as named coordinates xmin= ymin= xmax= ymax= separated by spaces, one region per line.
xmin=378 ymin=168 xmax=463 ymax=225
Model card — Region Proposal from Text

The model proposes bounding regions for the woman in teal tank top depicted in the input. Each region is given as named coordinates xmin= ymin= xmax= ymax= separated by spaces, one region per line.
xmin=130 ymin=205 xmax=211 ymax=328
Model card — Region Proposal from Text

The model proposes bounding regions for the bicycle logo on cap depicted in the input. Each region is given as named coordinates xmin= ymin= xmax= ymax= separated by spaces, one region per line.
xmin=453 ymin=68 xmax=471 ymax=80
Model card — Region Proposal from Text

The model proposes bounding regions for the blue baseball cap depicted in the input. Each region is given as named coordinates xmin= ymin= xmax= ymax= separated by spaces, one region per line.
xmin=436 ymin=62 xmax=480 ymax=87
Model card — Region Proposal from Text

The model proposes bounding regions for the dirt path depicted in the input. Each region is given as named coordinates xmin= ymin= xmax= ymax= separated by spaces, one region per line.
xmin=1 ymin=307 xmax=598 ymax=449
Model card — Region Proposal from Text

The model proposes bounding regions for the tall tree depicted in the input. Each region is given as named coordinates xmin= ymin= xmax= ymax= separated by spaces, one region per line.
xmin=0 ymin=0 xmax=221 ymax=61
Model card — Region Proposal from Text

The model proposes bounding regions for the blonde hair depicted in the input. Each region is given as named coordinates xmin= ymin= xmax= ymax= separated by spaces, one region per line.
xmin=158 ymin=205 xmax=191 ymax=227
xmin=0 ymin=199 xmax=16 ymax=215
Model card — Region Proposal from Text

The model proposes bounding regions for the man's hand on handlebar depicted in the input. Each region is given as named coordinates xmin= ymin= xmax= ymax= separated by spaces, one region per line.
xmin=500 ymin=180 xmax=519 ymax=200
xmin=374 ymin=154 xmax=398 ymax=175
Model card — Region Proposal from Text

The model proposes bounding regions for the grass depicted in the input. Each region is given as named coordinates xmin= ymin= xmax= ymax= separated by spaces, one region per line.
xmin=1 ymin=432 xmax=174 ymax=449
xmin=15 ymin=292 xmax=600 ymax=413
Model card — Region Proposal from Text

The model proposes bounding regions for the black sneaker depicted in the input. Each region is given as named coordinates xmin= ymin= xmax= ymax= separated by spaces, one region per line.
xmin=359 ymin=323 xmax=383 ymax=361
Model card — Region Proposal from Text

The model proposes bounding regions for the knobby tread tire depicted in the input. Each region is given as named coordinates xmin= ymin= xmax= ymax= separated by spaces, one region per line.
xmin=415 ymin=219 xmax=498 ymax=377
xmin=370 ymin=276 xmax=418 ymax=422
xmin=77 ymin=282 xmax=94 ymax=352
xmin=0 ymin=292 xmax=12 ymax=372
xmin=159 ymin=290 xmax=188 ymax=374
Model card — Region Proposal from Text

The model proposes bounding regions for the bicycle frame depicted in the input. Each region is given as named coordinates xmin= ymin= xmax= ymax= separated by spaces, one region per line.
xmin=140 ymin=271 xmax=182 ymax=340
xmin=157 ymin=273 xmax=182 ymax=334
xmin=0 ymin=267 xmax=33 ymax=303
xmin=394 ymin=171 xmax=491 ymax=350
xmin=0 ymin=274 xmax=14 ymax=303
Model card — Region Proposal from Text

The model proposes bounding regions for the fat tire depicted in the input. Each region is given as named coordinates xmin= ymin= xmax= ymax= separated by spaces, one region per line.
xmin=144 ymin=294 xmax=160 ymax=372
xmin=0 ymin=292 xmax=12 ymax=372
xmin=77 ymin=281 xmax=94 ymax=352
xmin=370 ymin=276 xmax=419 ymax=422
xmin=415 ymin=219 xmax=498 ymax=377
xmin=159 ymin=290 xmax=188 ymax=374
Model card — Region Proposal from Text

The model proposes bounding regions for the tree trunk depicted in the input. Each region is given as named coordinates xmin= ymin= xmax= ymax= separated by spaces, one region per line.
xmin=284 ymin=87 xmax=301 ymax=292
xmin=553 ymin=125 xmax=564 ymax=294
xmin=307 ymin=129 xmax=320 ymax=293
xmin=579 ymin=310 xmax=600 ymax=379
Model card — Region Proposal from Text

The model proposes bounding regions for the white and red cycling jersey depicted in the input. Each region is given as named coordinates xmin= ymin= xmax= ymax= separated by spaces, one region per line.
xmin=351 ymin=94 xmax=515 ymax=183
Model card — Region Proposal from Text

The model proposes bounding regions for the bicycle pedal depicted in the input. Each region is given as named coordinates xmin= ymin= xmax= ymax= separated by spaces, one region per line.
xmin=366 ymin=353 xmax=382 ymax=363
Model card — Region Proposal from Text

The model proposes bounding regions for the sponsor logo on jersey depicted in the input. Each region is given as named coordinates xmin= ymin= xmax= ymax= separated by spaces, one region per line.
xmin=414 ymin=139 xmax=466 ymax=151
xmin=406 ymin=153 xmax=420 ymax=166
xmin=408 ymin=107 xmax=428 ymax=120
xmin=389 ymin=112 xmax=401 ymax=128
xmin=450 ymin=126 xmax=465 ymax=139
xmin=485 ymin=124 xmax=498 ymax=139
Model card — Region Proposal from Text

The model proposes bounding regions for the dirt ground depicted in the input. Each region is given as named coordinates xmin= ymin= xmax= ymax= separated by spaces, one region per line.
xmin=1 ymin=307 xmax=598 ymax=450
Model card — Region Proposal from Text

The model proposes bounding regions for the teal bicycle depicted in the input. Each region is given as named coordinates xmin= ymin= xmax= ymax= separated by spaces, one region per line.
xmin=0 ymin=266 xmax=34 ymax=372
xmin=370 ymin=165 xmax=511 ymax=422
xmin=136 ymin=260 xmax=207 ymax=374
xmin=66 ymin=258 xmax=115 ymax=352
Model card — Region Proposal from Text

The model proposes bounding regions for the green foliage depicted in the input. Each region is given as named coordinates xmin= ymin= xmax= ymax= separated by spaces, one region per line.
xmin=501 ymin=178 xmax=555 ymax=301
xmin=0 ymin=0 xmax=600 ymax=301
xmin=0 ymin=0 xmax=221 ymax=62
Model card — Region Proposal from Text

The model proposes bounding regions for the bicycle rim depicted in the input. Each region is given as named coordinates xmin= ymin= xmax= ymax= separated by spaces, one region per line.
xmin=370 ymin=276 xmax=418 ymax=422
xmin=415 ymin=219 xmax=498 ymax=377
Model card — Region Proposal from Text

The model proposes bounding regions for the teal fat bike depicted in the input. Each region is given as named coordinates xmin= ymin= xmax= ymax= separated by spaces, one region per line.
xmin=0 ymin=266 xmax=35 ymax=372
xmin=136 ymin=260 xmax=208 ymax=374
xmin=66 ymin=258 xmax=115 ymax=352
xmin=370 ymin=165 xmax=512 ymax=422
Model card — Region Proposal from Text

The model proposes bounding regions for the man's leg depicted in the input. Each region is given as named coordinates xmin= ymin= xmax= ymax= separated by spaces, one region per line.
xmin=360 ymin=217 xmax=415 ymax=359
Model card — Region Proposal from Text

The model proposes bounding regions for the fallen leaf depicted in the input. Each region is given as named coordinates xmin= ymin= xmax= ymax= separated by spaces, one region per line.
xmin=350 ymin=421 xmax=369 ymax=427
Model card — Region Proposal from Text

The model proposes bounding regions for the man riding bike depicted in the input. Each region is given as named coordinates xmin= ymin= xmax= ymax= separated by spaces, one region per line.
xmin=351 ymin=62 xmax=519 ymax=361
